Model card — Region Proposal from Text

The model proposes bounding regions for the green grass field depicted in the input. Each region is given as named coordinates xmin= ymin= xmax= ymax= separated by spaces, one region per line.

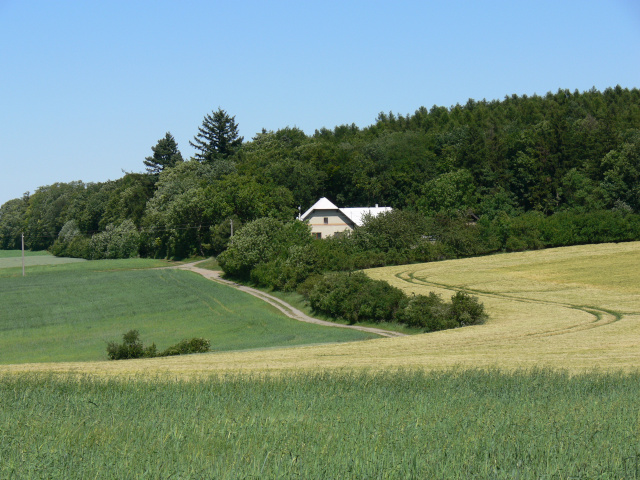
xmin=2 ymin=370 xmax=640 ymax=479
xmin=0 ymin=253 xmax=375 ymax=364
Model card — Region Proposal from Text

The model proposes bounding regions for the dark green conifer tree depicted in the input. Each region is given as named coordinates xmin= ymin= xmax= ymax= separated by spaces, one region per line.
xmin=143 ymin=132 xmax=183 ymax=174
xmin=190 ymin=108 xmax=243 ymax=163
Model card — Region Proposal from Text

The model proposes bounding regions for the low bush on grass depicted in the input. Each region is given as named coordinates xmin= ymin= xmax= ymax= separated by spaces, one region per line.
xmin=158 ymin=337 xmax=211 ymax=357
xmin=307 ymin=272 xmax=405 ymax=324
xmin=397 ymin=292 xmax=456 ymax=330
xmin=106 ymin=330 xmax=157 ymax=360
xmin=107 ymin=330 xmax=210 ymax=360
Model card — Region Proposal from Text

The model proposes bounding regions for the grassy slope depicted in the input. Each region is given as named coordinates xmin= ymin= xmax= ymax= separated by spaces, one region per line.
xmin=2 ymin=242 xmax=640 ymax=373
xmin=0 ymin=255 xmax=375 ymax=364
xmin=197 ymin=256 xmax=422 ymax=335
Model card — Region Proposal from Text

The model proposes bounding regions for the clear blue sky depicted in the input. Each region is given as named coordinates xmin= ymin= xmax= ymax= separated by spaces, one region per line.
xmin=1 ymin=0 xmax=639 ymax=206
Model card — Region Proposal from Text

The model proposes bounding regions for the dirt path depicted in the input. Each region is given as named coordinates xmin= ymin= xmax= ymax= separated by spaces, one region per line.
xmin=172 ymin=261 xmax=406 ymax=338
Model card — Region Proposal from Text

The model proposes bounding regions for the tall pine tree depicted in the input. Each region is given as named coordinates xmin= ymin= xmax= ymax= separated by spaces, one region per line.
xmin=190 ymin=108 xmax=243 ymax=163
xmin=144 ymin=132 xmax=183 ymax=174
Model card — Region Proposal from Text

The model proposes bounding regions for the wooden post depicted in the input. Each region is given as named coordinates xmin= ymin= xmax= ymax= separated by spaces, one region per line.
xmin=21 ymin=232 xmax=25 ymax=277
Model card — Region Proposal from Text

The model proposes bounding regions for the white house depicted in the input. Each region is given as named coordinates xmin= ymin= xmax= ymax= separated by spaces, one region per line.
xmin=300 ymin=197 xmax=392 ymax=239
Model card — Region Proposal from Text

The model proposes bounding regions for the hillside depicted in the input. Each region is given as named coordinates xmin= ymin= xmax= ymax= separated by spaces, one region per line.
xmin=4 ymin=242 xmax=639 ymax=375
xmin=0 ymin=253 xmax=375 ymax=364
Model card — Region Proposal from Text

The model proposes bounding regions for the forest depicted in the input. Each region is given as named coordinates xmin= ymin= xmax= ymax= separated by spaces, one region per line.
xmin=1 ymin=86 xmax=639 ymax=263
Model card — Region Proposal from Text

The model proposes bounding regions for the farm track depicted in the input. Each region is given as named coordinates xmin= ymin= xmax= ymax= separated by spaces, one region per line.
xmin=171 ymin=261 xmax=406 ymax=339
xmin=396 ymin=270 xmax=623 ymax=338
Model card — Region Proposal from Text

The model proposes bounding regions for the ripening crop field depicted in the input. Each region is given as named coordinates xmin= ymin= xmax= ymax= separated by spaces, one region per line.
xmin=366 ymin=241 xmax=640 ymax=372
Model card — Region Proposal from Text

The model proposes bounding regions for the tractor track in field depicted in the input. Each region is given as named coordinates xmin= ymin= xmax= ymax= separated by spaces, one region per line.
xmin=395 ymin=270 xmax=623 ymax=338
xmin=165 ymin=261 xmax=406 ymax=339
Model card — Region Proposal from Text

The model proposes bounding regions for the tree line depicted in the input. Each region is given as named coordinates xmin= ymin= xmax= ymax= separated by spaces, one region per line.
xmin=0 ymin=87 xmax=639 ymax=261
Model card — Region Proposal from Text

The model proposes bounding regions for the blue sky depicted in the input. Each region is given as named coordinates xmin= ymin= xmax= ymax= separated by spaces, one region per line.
xmin=1 ymin=0 xmax=639 ymax=206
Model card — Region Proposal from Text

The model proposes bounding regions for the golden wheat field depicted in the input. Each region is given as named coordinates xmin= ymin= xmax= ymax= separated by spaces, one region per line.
xmin=3 ymin=242 xmax=640 ymax=376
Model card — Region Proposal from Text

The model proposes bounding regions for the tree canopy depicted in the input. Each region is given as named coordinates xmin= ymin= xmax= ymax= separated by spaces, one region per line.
xmin=2 ymin=86 xmax=639 ymax=261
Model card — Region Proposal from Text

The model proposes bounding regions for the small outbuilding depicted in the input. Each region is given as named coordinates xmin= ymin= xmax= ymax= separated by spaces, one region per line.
xmin=300 ymin=197 xmax=392 ymax=239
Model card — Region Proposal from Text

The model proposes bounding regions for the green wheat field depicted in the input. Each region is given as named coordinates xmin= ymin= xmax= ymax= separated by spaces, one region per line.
xmin=0 ymin=251 xmax=374 ymax=364
xmin=2 ymin=370 xmax=640 ymax=479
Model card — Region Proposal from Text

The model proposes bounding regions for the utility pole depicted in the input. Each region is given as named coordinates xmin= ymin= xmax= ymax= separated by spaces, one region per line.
xmin=230 ymin=219 xmax=233 ymax=237
xmin=21 ymin=233 xmax=25 ymax=277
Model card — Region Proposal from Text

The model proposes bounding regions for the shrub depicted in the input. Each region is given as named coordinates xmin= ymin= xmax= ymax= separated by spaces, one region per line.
xmin=50 ymin=220 xmax=92 ymax=259
xmin=248 ymin=244 xmax=321 ymax=291
xmin=448 ymin=291 xmax=487 ymax=326
xmin=65 ymin=236 xmax=91 ymax=258
xmin=296 ymin=274 xmax=323 ymax=298
xmin=397 ymin=293 xmax=456 ymax=331
xmin=308 ymin=272 xmax=405 ymax=324
xmin=396 ymin=291 xmax=487 ymax=331
xmin=249 ymin=260 xmax=283 ymax=289
xmin=107 ymin=330 xmax=209 ymax=360
xmin=159 ymin=338 xmax=211 ymax=357
xmin=302 ymin=270 xmax=488 ymax=331
xmin=107 ymin=330 xmax=148 ymax=360
xmin=58 ymin=219 xmax=81 ymax=243
xmin=89 ymin=220 xmax=140 ymax=260
xmin=218 ymin=218 xmax=311 ymax=280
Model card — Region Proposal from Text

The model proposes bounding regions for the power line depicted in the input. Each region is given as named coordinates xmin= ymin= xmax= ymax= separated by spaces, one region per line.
xmin=9 ymin=221 xmax=239 ymax=244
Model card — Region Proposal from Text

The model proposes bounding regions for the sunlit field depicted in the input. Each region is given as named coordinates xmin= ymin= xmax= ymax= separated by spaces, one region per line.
xmin=0 ymin=254 xmax=374 ymax=364
xmin=3 ymin=242 xmax=639 ymax=376
xmin=3 ymin=245 xmax=640 ymax=478
xmin=3 ymin=370 xmax=640 ymax=479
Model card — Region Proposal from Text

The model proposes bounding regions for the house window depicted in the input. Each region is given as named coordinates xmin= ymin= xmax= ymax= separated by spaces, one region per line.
xmin=323 ymin=217 xmax=329 ymax=224
xmin=315 ymin=232 xmax=322 ymax=239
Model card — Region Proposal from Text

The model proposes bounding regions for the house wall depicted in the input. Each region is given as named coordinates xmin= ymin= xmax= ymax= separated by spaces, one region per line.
xmin=305 ymin=209 xmax=354 ymax=238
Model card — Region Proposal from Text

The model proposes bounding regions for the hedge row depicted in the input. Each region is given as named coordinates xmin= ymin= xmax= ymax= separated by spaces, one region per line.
xmin=106 ymin=330 xmax=211 ymax=360
xmin=300 ymin=272 xmax=487 ymax=330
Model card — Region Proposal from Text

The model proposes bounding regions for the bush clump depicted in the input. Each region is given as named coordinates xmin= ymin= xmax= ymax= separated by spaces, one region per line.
xmin=106 ymin=330 xmax=157 ymax=360
xmin=158 ymin=338 xmax=211 ymax=357
xmin=397 ymin=291 xmax=487 ymax=331
xmin=304 ymin=272 xmax=487 ymax=331
xmin=307 ymin=272 xmax=405 ymax=324
xmin=107 ymin=330 xmax=210 ymax=360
